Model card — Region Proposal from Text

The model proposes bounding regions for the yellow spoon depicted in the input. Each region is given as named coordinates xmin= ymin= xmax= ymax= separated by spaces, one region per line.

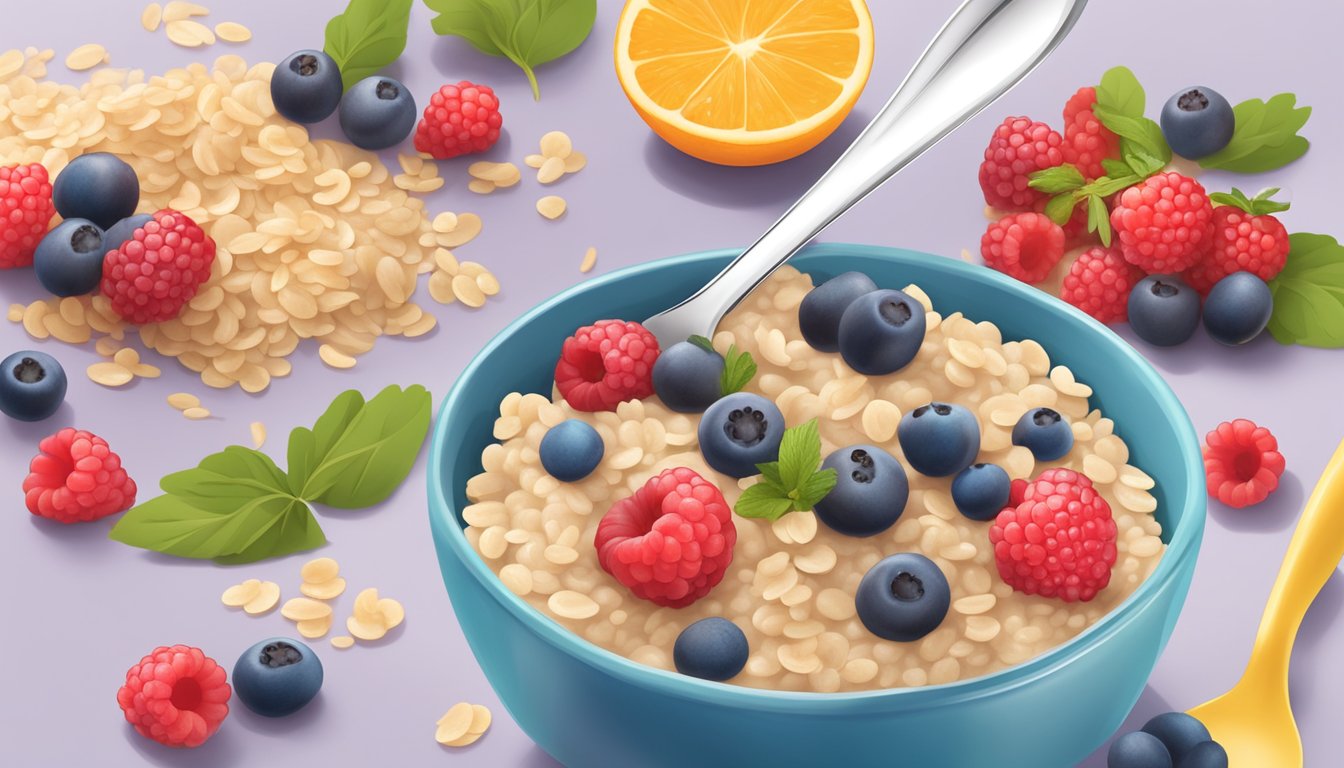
xmin=1187 ymin=438 xmax=1344 ymax=767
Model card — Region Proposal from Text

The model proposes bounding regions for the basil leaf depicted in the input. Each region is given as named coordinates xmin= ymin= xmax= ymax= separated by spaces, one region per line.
xmin=109 ymin=448 xmax=324 ymax=563
xmin=733 ymin=483 xmax=795 ymax=521
xmin=324 ymin=0 xmax=414 ymax=91
xmin=424 ymin=0 xmax=597 ymax=99
xmin=289 ymin=389 xmax=366 ymax=496
xmin=1028 ymin=164 xmax=1085 ymax=195
xmin=1267 ymin=233 xmax=1344 ymax=348
xmin=305 ymin=384 xmax=433 ymax=508
xmin=1200 ymin=94 xmax=1311 ymax=173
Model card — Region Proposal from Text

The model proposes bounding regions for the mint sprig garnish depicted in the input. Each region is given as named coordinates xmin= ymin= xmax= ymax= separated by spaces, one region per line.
xmin=734 ymin=420 xmax=837 ymax=521
xmin=110 ymin=385 xmax=432 ymax=563
xmin=720 ymin=344 xmax=757 ymax=395
xmin=323 ymin=0 xmax=414 ymax=91
xmin=1210 ymin=187 xmax=1291 ymax=216
xmin=1266 ymin=233 xmax=1344 ymax=348
xmin=1200 ymin=94 xmax=1311 ymax=173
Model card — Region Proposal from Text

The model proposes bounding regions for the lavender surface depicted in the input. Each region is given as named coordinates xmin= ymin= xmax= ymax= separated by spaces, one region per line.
xmin=2 ymin=1 xmax=1342 ymax=765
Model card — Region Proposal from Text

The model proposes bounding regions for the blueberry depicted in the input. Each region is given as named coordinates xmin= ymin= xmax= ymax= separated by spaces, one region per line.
xmin=103 ymin=213 xmax=154 ymax=255
xmin=799 ymin=272 xmax=878 ymax=352
xmin=33 ymin=219 xmax=105 ymax=297
xmin=897 ymin=402 xmax=980 ymax=477
xmin=856 ymin=553 xmax=950 ymax=642
xmin=270 ymin=50 xmax=344 ymax=124
xmin=673 ymin=618 xmax=749 ymax=681
xmin=1160 ymin=87 xmax=1235 ymax=160
xmin=540 ymin=419 xmax=604 ymax=482
xmin=837 ymin=289 xmax=927 ymax=375
xmin=1108 ymin=731 xmax=1172 ymax=768
xmin=0 ymin=351 xmax=67 ymax=422
xmin=339 ymin=76 xmax=417 ymax=150
xmin=1011 ymin=407 xmax=1074 ymax=461
xmin=814 ymin=445 xmax=908 ymax=536
xmin=1178 ymin=741 xmax=1228 ymax=768
xmin=232 ymin=638 xmax=323 ymax=717
xmin=698 ymin=392 xmax=785 ymax=478
xmin=1128 ymin=275 xmax=1201 ymax=347
xmin=1202 ymin=271 xmax=1272 ymax=346
xmin=51 ymin=152 xmax=139 ymax=230
xmin=1141 ymin=712 xmax=1212 ymax=764
xmin=951 ymin=463 xmax=1011 ymax=521
xmin=652 ymin=340 xmax=724 ymax=413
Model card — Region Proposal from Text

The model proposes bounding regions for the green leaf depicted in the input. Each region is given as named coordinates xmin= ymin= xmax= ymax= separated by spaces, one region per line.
xmin=1209 ymin=187 xmax=1291 ymax=216
xmin=1267 ymin=233 xmax=1344 ymax=348
xmin=777 ymin=419 xmax=821 ymax=493
xmin=720 ymin=345 xmax=757 ymax=396
xmin=795 ymin=467 xmax=837 ymax=510
xmin=1101 ymin=158 xmax=1132 ymax=178
xmin=1028 ymin=164 xmax=1085 ymax=195
xmin=733 ymin=483 xmax=795 ymax=521
xmin=1201 ymin=94 xmax=1311 ymax=173
xmin=324 ymin=0 xmax=414 ymax=91
xmin=756 ymin=460 xmax=783 ymax=489
xmin=1095 ymin=66 xmax=1146 ymax=118
xmin=109 ymin=448 xmax=325 ymax=563
xmin=423 ymin=0 xmax=597 ymax=100
xmin=1043 ymin=193 xmax=1078 ymax=226
xmin=687 ymin=335 xmax=715 ymax=353
xmin=1091 ymin=66 xmax=1172 ymax=173
xmin=303 ymin=385 xmax=434 ymax=508
xmin=288 ymin=389 xmax=366 ymax=495
xmin=1087 ymin=194 xmax=1112 ymax=247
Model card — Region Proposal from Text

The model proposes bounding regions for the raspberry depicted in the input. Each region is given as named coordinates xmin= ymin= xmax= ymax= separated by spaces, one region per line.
xmin=989 ymin=468 xmax=1118 ymax=602
xmin=413 ymin=81 xmax=503 ymax=160
xmin=1060 ymin=246 xmax=1145 ymax=323
xmin=100 ymin=209 xmax=215 ymax=324
xmin=1008 ymin=478 xmax=1028 ymax=507
xmin=554 ymin=320 xmax=660 ymax=412
xmin=981 ymin=212 xmax=1066 ymax=284
xmin=1110 ymin=172 xmax=1215 ymax=274
xmin=0 ymin=163 xmax=56 ymax=269
xmin=595 ymin=467 xmax=736 ymax=608
xmin=978 ymin=117 xmax=1065 ymax=211
xmin=117 ymin=645 xmax=231 ymax=748
xmin=1203 ymin=419 xmax=1285 ymax=508
xmin=24 ymin=428 xmax=137 ymax=524
xmin=1061 ymin=87 xmax=1120 ymax=180
xmin=1183 ymin=206 xmax=1290 ymax=294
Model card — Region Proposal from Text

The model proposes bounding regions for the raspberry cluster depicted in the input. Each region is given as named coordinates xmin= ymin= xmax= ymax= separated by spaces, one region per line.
xmin=554 ymin=319 xmax=660 ymax=412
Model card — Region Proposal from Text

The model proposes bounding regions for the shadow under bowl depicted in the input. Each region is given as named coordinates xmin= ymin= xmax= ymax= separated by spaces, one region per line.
xmin=428 ymin=244 xmax=1207 ymax=768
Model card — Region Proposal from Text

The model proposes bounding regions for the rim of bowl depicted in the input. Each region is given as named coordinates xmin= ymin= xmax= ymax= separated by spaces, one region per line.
xmin=427 ymin=243 xmax=1206 ymax=710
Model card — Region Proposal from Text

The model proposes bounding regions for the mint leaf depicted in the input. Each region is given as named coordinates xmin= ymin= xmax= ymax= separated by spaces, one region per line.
xmin=288 ymin=389 xmax=365 ymax=496
xmin=424 ymin=0 xmax=597 ymax=100
xmin=734 ymin=483 xmax=795 ymax=521
xmin=1201 ymin=94 xmax=1311 ymax=173
xmin=324 ymin=0 xmax=414 ymax=91
xmin=796 ymin=467 xmax=838 ymax=510
xmin=1028 ymin=164 xmax=1085 ymax=195
xmin=1091 ymin=66 xmax=1172 ymax=173
xmin=756 ymin=460 xmax=783 ymax=489
xmin=720 ymin=345 xmax=757 ymax=396
xmin=687 ymin=335 xmax=715 ymax=353
xmin=1267 ymin=233 xmax=1344 ymax=348
xmin=1101 ymin=158 xmax=1132 ymax=178
xmin=1210 ymin=187 xmax=1290 ymax=216
xmin=1086 ymin=193 xmax=1112 ymax=247
xmin=303 ymin=384 xmax=433 ymax=508
xmin=1096 ymin=66 xmax=1145 ymax=118
xmin=777 ymin=419 xmax=821 ymax=492
xmin=110 ymin=448 xmax=325 ymax=563
xmin=1043 ymin=193 xmax=1078 ymax=226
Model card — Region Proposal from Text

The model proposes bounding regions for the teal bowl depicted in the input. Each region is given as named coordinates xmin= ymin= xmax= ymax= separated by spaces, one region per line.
xmin=427 ymin=244 xmax=1206 ymax=768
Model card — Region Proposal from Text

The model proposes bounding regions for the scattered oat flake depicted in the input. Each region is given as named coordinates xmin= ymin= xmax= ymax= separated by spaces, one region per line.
xmin=539 ymin=131 xmax=573 ymax=158
xmin=215 ymin=22 xmax=251 ymax=43
xmin=167 ymin=392 xmax=200 ymax=410
xmin=87 ymin=362 xmax=133 ymax=387
xmin=536 ymin=195 xmax=567 ymax=220
xmin=537 ymin=156 xmax=565 ymax=184
xmin=468 ymin=179 xmax=496 ymax=195
xmin=319 ymin=344 xmax=357 ymax=369
xmin=250 ymin=421 xmax=266 ymax=448
xmin=301 ymin=578 xmax=346 ymax=600
xmin=142 ymin=3 xmax=164 ymax=31
xmin=331 ymin=636 xmax=355 ymax=649
xmin=6 ymin=303 xmax=24 ymax=322
xmin=242 ymin=581 xmax=281 ymax=615
xmin=436 ymin=703 xmax=475 ymax=745
xmin=296 ymin=617 xmax=332 ymax=638
xmin=182 ymin=406 xmax=211 ymax=420
xmin=301 ymin=556 xmax=340 ymax=583
xmin=163 ymin=1 xmax=209 ymax=22
xmin=65 ymin=44 xmax=108 ymax=72
xmin=580 ymin=246 xmax=597 ymax=273
xmin=282 ymin=597 xmax=333 ymax=622
xmin=167 ymin=19 xmax=216 ymax=47
xmin=221 ymin=579 xmax=261 ymax=607
xmin=563 ymin=151 xmax=588 ymax=174
xmin=523 ymin=154 xmax=546 ymax=169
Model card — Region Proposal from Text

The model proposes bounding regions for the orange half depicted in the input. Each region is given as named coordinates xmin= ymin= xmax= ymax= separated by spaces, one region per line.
xmin=616 ymin=0 xmax=875 ymax=166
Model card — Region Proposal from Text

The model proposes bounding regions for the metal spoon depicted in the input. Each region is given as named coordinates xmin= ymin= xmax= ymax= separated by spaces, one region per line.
xmin=1186 ymin=439 xmax=1344 ymax=767
xmin=642 ymin=0 xmax=1089 ymax=348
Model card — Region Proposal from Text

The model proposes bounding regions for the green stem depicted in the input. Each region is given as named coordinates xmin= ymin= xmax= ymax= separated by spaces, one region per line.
xmin=520 ymin=62 xmax=541 ymax=100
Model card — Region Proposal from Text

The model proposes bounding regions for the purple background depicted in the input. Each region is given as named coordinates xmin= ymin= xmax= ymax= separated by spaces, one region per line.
xmin=3 ymin=1 xmax=1343 ymax=765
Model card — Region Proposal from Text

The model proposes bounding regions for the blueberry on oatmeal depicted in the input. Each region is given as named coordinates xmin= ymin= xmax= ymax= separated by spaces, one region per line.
xmin=814 ymin=444 xmax=908 ymax=537
xmin=951 ymin=463 xmax=1012 ymax=521
xmin=652 ymin=339 xmax=725 ymax=413
xmin=540 ymin=419 xmax=604 ymax=482
xmin=1011 ymin=407 xmax=1074 ymax=461
xmin=698 ymin=392 xmax=785 ymax=478
xmin=673 ymin=618 xmax=749 ymax=681
xmin=856 ymin=553 xmax=951 ymax=642
xmin=898 ymin=402 xmax=981 ymax=477
xmin=798 ymin=271 xmax=877 ymax=352
xmin=837 ymin=288 xmax=926 ymax=375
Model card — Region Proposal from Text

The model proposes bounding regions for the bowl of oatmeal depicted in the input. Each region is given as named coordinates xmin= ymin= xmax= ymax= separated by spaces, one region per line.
xmin=427 ymin=243 xmax=1205 ymax=768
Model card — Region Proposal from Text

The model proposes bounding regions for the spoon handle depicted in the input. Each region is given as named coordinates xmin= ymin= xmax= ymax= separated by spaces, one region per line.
xmin=643 ymin=0 xmax=1088 ymax=346
xmin=1248 ymin=439 xmax=1344 ymax=680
